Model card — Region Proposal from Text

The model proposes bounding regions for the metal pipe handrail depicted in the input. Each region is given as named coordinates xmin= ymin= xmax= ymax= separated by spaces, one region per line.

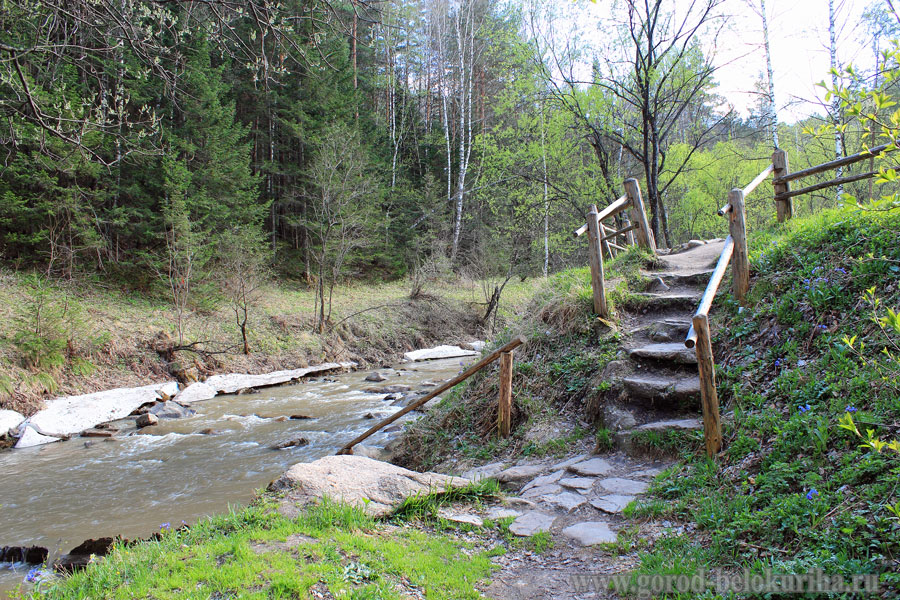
xmin=685 ymin=235 xmax=735 ymax=348
xmin=743 ymin=163 xmax=774 ymax=197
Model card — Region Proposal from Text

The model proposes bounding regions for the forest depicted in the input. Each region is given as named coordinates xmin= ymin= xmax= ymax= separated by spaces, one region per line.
xmin=0 ymin=0 xmax=897 ymax=336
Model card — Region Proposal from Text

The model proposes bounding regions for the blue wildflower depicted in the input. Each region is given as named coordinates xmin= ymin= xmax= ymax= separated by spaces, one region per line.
xmin=774 ymin=358 xmax=782 ymax=367
xmin=160 ymin=522 xmax=171 ymax=531
xmin=806 ymin=489 xmax=819 ymax=501
xmin=835 ymin=267 xmax=847 ymax=274
xmin=845 ymin=406 xmax=857 ymax=413
xmin=817 ymin=324 xmax=828 ymax=331
xmin=799 ymin=404 xmax=811 ymax=413
xmin=24 ymin=568 xmax=41 ymax=583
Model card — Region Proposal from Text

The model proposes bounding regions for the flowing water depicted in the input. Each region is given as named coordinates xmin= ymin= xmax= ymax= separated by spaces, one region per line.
xmin=0 ymin=357 xmax=471 ymax=597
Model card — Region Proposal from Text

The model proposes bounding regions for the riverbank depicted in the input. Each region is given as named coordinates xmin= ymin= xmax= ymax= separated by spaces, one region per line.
xmin=0 ymin=269 xmax=540 ymax=417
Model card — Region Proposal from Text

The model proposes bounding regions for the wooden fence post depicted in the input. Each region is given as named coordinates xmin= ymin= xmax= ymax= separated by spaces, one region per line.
xmin=498 ymin=351 xmax=513 ymax=437
xmin=623 ymin=178 xmax=656 ymax=253
xmin=772 ymin=149 xmax=793 ymax=222
xmin=728 ymin=188 xmax=750 ymax=304
xmin=586 ymin=204 xmax=609 ymax=318
xmin=692 ymin=313 xmax=721 ymax=457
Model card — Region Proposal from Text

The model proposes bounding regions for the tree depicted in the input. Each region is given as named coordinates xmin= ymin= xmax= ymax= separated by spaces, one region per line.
xmin=216 ymin=229 xmax=270 ymax=355
xmin=306 ymin=124 xmax=375 ymax=333
xmin=538 ymin=0 xmax=729 ymax=247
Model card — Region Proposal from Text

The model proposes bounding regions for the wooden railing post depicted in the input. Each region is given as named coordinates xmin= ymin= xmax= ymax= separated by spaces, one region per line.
xmin=772 ymin=149 xmax=792 ymax=222
xmin=623 ymin=178 xmax=656 ymax=253
xmin=585 ymin=204 xmax=609 ymax=318
xmin=728 ymin=188 xmax=750 ymax=305
xmin=599 ymin=223 xmax=615 ymax=259
xmin=498 ymin=351 xmax=513 ymax=437
xmin=692 ymin=313 xmax=721 ymax=457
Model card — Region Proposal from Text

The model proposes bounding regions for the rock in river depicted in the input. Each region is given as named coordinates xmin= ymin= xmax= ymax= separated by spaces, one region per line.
xmin=272 ymin=436 xmax=310 ymax=450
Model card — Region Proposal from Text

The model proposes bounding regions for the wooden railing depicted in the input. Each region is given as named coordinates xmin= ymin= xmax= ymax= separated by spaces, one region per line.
xmin=686 ymin=161 xmax=771 ymax=457
xmin=688 ymin=143 xmax=894 ymax=457
xmin=336 ymin=335 xmax=526 ymax=455
xmin=573 ymin=178 xmax=657 ymax=318
xmin=772 ymin=144 xmax=894 ymax=222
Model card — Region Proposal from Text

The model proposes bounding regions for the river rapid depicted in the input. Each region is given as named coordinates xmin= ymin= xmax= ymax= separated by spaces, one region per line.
xmin=0 ymin=357 xmax=471 ymax=597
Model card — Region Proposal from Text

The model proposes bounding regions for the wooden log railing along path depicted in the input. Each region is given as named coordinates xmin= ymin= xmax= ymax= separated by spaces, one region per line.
xmin=572 ymin=178 xmax=657 ymax=319
xmin=685 ymin=143 xmax=894 ymax=457
xmin=336 ymin=335 xmax=526 ymax=455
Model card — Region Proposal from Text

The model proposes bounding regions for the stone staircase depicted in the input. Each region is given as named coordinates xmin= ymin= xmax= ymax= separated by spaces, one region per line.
xmin=603 ymin=239 xmax=726 ymax=453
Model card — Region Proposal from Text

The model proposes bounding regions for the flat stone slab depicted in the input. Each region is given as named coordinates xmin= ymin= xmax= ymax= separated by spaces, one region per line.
xmin=438 ymin=510 xmax=483 ymax=527
xmin=539 ymin=491 xmax=587 ymax=512
xmin=460 ymin=462 xmax=507 ymax=482
xmin=0 ymin=409 xmax=25 ymax=434
xmin=205 ymin=362 xmax=355 ymax=394
xmin=508 ymin=511 xmax=556 ymax=537
xmin=629 ymin=343 xmax=697 ymax=364
xmin=269 ymin=455 xmax=470 ymax=518
xmin=562 ymin=521 xmax=617 ymax=546
xmin=522 ymin=484 xmax=563 ymax=498
xmin=551 ymin=455 xmax=589 ymax=471
xmin=486 ymin=507 xmax=521 ymax=520
xmin=15 ymin=426 xmax=62 ymax=449
xmin=498 ymin=465 xmax=545 ymax=483
xmin=590 ymin=495 xmax=635 ymax=514
xmin=559 ymin=477 xmax=595 ymax=491
xmin=403 ymin=345 xmax=479 ymax=362
xmin=629 ymin=467 xmax=664 ymax=478
xmin=521 ymin=470 xmax=564 ymax=492
xmin=635 ymin=418 xmax=702 ymax=432
xmin=624 ymin=375 xmax=701 ymax=401
xmin=597 ymin=477 xmax=649 ymax=495
xmin=173 ymin=382 xmax=217 ymax=404
xmin=568 ymin=458 xmax=614 ymax=477
xmin=21 ymin=381 xmax=179 ymax=441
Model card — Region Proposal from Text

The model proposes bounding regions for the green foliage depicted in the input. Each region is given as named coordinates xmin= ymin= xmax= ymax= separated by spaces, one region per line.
xmin=636 ymin=210 xmax=900 ymax=589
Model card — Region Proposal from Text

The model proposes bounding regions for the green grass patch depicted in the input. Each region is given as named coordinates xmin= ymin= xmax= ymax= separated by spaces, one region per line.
xmin=20 ymin=498 xmax=498 ymax=600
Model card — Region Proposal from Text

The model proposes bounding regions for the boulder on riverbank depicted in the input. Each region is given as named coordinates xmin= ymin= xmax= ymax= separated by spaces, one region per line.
xmin=403 ymin=345 xmax=478 ymax=362
xmin=18 ymin=381 xmax=179 ymax=444
xmin=269 ymin=455 xmax=470 ymax=517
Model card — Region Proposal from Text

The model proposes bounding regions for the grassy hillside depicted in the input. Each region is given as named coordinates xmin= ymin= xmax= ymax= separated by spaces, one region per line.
xmin=0 ymin=269 xmax=540 ymax=416
xmin=626 ymin=208 xmax=900 ymax=593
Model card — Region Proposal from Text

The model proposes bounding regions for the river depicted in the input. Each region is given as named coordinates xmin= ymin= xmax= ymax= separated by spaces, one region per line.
xmin=0 ymin=357 xmax=471 ymax=597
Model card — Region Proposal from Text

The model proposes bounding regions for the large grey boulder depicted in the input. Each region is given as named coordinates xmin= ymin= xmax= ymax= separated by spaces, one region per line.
xmin=0 ymin=409 xmax=25 ymax=435
xmin=403 ymin=345 xmax=478 ymax=362
xmin=269 ymin=455 xmax=471 ymax=517
xmin=15 ymin=425 xmax=62 ymax=449
xmin=20 ymin=381 xmax=178 ymax=442
xmin=204 ymin=362 xmax=355 ymax=394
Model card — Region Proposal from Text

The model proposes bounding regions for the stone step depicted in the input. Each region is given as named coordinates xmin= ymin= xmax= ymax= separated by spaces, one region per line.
xmin=615 ymin=417 xmax=705 ymax=457
xmin=632 ymin=318 xmax=691 ymax=343
xmin=623 ymin=374 xmax=701 ymax=403
xmin=648 ymin=269 xmax=714 ymax=287
xmin=629 ymin=292 xmax=701 ymax=311
xmin=628 ymin=343 xmax=697 ymax=365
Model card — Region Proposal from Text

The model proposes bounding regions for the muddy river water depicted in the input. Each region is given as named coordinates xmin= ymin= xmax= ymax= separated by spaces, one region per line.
xmin=0 ymin=357 xmax=471 ymax=597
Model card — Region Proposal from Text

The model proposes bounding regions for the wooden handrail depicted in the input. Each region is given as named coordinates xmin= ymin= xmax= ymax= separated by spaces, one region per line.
xmin=717 ymin=203 xmax=732 ymax=216
xmin=601 ymin=222 xmax=639 ymax=243
xmin=573 ymin=195 xmax=629 ymax=237
xmin=336 ymin=335 xmax=527 ymax=455
xmin=773 ymin=142 xmax=893 ymax=184
xmin=685 ymin=235 xmax=734 ymax=348
xmin=774 ymin=169 xmax=879 ymax=200
xmin=742 ymin=163 xmax=774 ymax=197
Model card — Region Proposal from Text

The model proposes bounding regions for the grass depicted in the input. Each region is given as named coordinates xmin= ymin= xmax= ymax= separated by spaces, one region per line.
xmin=630 ymin=208 xmax=900 ymax=595
xmin=16 ymin=490 xmax=512 ymax=600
